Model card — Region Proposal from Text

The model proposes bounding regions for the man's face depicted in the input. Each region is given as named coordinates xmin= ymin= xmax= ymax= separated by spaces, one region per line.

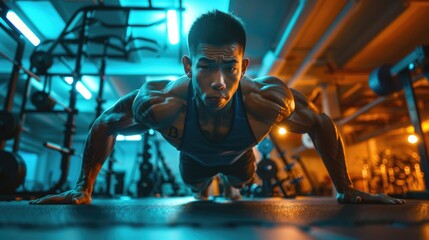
xmin=182 ymin=43 xmax=249 ymax=111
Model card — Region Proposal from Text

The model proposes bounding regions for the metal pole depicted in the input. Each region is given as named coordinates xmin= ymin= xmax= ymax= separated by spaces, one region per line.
xmin=12 ymin=70 xmax=33 ymax=152
xmin=50 ymin=10 xmax=88 ymax=191
xmin=3 ymin=40 xmax=24 ymax=111
xmin=401 ymin=70 xmax=429 ymax=190
xmin=0 ymin=36 xmax=25 ymax=150
xmin=95 ymin=40 xmax=107 ymax=119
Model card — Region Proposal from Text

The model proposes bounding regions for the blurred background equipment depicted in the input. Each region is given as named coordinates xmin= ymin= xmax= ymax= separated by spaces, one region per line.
xmin=2 ymin=0 xmax=429 ymax=238
xmin=353 ymin=149 xmax=425 ymax=196
xmin=137 ymin=132 xmax=155 ymax=198
xmin=241 ymin=136 xmax=308 ymax=198
xmin=0 ymin=0 xmax=429 ymax=202
xmin=368 ymin=45 xmax=429 ymax=198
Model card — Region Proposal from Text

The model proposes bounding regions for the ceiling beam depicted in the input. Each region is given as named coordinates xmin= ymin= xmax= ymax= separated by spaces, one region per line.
xmin=287 ymin=0 xmax=361 ymax=87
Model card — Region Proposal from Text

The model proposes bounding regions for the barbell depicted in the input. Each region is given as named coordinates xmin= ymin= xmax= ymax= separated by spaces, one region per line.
xmin=369 ymin=46 xmax=429 ymax=96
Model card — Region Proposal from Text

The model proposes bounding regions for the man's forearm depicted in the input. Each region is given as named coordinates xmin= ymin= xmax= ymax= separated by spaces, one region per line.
xmin=308 ymin=113 xmax=353 ymax=193
xmin=76 ymin=122 xmax=116 ymax=194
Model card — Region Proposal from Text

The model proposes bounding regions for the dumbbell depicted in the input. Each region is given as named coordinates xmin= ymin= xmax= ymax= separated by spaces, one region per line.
xmin=249 ymin=183 xmax=263 ymax=197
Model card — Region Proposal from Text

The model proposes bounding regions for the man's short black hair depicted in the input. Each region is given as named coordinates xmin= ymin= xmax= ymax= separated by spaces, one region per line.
xmin=187 ymin=10 xmax=246 ymax=56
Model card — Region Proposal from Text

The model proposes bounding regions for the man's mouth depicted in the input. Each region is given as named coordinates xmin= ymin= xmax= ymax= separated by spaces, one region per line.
xmin=205 ymin=95 xmax=229 ymax=106
xmin=207 ymin=97 xmax=222 ymax=103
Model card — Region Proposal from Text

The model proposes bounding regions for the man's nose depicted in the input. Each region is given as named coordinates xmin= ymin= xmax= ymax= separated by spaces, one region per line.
xmin=211 ymin=72 xmax=226 ymax=90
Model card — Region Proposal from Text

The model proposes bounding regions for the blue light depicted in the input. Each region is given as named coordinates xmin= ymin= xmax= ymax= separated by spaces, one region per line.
xmin=63 ymin=77 xmax=92 ymax=100
xmin=167 ymin=10 xmax=179 ymax=45
xmin=16 ymin=1 xmax=65 ymax=39
xmin=408 ymin=63 xmax=415 ymax=71
xmin=119 ymin=196 xmax=132 ymax=201
xmin=19 ymin=152 xmax=38 ymax=182
xmin=76 ymin=82 xmax=92 ymax=100
xmin=81 ymin=75 xmax=99 ymax=92
xmin=116 ymin=134 xmax=142 ymax=141
xmin=6 ymin=11 xmax=40 ymax=46
xmin=148 ymin=129 xmax=155 ymax=135
xmin=64 ymin=76 xmax=73 ymax=84
xmin=273 ymin=0 xmax=306 ymax=57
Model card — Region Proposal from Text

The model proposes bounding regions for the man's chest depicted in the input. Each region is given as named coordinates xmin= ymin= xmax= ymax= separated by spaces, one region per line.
xmin=158 ymin=110 xmax=272 ymax=149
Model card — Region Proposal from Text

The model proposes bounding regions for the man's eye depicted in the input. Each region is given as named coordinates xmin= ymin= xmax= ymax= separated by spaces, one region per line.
xmin=226 ymin=66 xmax=237 ymax=72
xmin=198 ymin=65 xmax=209 ymax=69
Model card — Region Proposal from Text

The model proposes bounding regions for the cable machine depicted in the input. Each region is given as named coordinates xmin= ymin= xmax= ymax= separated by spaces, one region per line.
xmin=0 ymin=1 xmax=185 ymax=198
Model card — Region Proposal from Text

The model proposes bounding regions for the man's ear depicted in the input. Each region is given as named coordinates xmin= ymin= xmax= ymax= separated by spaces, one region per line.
xmin=182 ymin=56 xmax=192 ymax=78
xmin=241 ymin=58 xmax=250 ymax=77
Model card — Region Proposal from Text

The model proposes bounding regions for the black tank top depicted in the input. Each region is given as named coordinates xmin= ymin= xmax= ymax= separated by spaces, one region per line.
xmin=179 ymin=82 xmax=257 ymax=166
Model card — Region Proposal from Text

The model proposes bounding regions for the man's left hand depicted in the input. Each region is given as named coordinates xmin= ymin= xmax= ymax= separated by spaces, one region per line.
xmin=336 ymin=188 xmax=405 ymax=204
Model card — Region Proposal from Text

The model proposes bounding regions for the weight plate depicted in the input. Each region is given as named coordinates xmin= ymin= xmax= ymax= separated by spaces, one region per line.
xmin=0 ymin=150 xmax=26 ymax=193
xmin=0 ymin=111 xmax=20 ymax=140
xmin=31 ymin=91 xmax=55 ymax=110
xmin=30 ymin=51 xmax=53 ymax=74
xmin=256 ymin=158 xmax=278 ymax=180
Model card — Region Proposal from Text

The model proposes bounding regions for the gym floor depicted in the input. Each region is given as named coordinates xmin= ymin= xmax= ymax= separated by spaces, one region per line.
xmin=0 ymin=196 xmax=428 ymax=240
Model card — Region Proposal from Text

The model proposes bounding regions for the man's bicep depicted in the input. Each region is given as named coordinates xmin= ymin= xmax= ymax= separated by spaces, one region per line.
xmin=259 ymin=83 xmax=295 ymax=120
xmin=132 ymin=83 xmax=167 ymax=123
xmin=245 ymin=92 xmax=290 ymax=125
xmin=132 ymin=94 xmax=161 ymax=123
xmin=132 ymin=88 xmax=186 ymax=128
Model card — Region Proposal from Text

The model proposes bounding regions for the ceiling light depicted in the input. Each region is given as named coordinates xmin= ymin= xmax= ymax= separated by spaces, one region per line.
xmin=116 ymin=134 xmax=142 ymax=141
xmin=15 ymin=1 xmax=65 ymax=39
xmin=167 ymin=10 xmax=179 ymax=45
xmin=63 ymin=77 xmax=92 ymax=100
xmin=64 ymin=76 xmax=73 ymax=84
xmin=6 ymin=10 xmax=40 ymax=46
xmin=76 ymin=82 xmax=92 ymax=100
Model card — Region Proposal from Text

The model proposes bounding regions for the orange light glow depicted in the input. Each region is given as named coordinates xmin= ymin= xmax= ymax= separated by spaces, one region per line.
xmin=278 ymin=127 xmax=287 ymax=135
xmin=408 ymin=134 xmax=418 ymax=144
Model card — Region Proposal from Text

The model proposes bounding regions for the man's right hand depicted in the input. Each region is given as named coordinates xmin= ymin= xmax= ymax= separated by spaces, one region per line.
xmin=29 ymin=188 xmax=92 ymax=205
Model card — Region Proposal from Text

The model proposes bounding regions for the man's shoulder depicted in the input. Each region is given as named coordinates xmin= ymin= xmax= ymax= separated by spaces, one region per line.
xmin=254 ymin=76 xmax=286 ymax=87
xmin=142 ymin=76 xmax=190 ymax=99
xmin=241 ymin=76 xmax=287 ymax=94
